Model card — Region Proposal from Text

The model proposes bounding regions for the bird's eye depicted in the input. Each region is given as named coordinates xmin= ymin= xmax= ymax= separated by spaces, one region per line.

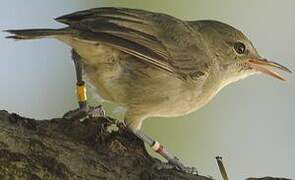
xmin=234 ymin=42 xmax=246 ymax=54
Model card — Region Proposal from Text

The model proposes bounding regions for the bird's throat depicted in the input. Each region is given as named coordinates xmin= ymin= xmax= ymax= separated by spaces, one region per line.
xmin=217 ymin=70 xmax=256 ymax=93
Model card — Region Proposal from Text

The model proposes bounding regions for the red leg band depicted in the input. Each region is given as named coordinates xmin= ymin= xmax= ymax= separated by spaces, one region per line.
xmin=155 ymin=144 xmax=164 ymax=154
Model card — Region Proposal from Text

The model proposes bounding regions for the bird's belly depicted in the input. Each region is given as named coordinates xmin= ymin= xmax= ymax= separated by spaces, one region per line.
xmin=147 ymin=86 xmax=218 ymax=117
xmin=83 ymin=60 xmax=125 ymax=103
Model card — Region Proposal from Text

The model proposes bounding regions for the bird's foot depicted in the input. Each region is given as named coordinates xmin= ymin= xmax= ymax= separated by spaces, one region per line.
xmin=178 ymin=165 xmax=198 ymax=175
xmin=63 ymin=105 xmax=106 ymax=121
xmin=105 ymin=117 xmax=125 ymax=128
xmin=153 ymin=160 xmax=198 ymax=175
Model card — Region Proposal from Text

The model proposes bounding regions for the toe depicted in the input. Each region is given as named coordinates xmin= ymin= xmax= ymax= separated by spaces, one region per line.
xmin=88 ymin=105 xmax=106 ymax=118
xmin=152 ymin=161 xmax=198 ymax=175
xmin=182 ymin=166 xmax=198 ymax=175
xmin=152 ymin=161 xmax=175 ymax=171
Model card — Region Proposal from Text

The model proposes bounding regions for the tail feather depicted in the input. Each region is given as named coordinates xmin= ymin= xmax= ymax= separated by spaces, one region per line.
xmin=4 ymin=28 xmax=71 ymax=40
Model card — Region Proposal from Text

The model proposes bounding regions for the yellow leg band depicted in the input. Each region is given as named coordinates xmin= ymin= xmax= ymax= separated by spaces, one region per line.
xmin=76 ymin=84 xmax=87 ymax=102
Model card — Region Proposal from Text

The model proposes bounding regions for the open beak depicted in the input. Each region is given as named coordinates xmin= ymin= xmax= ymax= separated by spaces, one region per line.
xmin=247 ymin=58 xmax=292 ymax=81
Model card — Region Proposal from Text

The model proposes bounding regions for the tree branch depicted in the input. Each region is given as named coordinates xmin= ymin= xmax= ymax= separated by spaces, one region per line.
xmin=0 ymin=110 xmax=291 ymax=180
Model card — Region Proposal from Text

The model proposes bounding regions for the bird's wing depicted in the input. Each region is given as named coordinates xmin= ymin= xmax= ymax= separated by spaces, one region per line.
xmin=56 ymin=7 xmax=210 ymax=80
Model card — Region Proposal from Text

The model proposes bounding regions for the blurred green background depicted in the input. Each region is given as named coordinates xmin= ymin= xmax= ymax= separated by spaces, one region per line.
xmin=1 ymin=0 xmax=294 ymax=179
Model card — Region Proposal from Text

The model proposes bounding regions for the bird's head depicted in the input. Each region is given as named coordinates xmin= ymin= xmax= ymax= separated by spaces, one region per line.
xmin=195 ymin=20 xmax=291 ymax=85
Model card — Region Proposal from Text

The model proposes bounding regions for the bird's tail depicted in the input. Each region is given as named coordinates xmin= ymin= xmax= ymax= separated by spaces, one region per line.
xmin=4 ymin=28 xmax=72 ymax=40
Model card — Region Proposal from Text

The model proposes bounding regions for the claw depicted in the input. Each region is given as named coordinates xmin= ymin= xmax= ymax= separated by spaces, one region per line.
xmin=181 ymin=166 xmax=198 ymax=175
xmin=88 ymin=105 xmax=106 ymax=118
xmin=153 ymin=161 xmax=175 ymax=170
xmin=174 ymin=162 xmax=198 ymax=175
xmin=63 ymin=105 xmax=106 ymax=121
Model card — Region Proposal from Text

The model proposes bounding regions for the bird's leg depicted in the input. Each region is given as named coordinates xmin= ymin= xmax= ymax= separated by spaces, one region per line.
xmin=63 ymin=50 xmax=105 ymax=120
xmin=130 ymin=128 xmax=198 ymax=174
xmin=73 ymin=49 xmax=88 ymax=111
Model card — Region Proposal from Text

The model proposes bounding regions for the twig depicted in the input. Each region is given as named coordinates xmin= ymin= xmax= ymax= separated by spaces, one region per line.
xmin=216 ymin=156 xmax=229 ymax=180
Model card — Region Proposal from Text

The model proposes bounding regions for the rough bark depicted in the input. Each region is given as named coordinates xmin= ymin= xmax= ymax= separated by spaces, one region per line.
xmin=0 ymin=110 xmax=291 ymax=180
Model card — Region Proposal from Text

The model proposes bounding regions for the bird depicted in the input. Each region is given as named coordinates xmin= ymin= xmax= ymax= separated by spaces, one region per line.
xmin=5 ymin=7 xmax=291 ymax=173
